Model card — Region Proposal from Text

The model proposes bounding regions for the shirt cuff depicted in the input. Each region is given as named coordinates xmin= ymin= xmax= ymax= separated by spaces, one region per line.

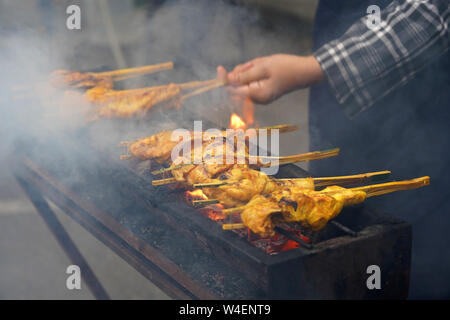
xmin=313 ymin=43 xmax=370 ymax=118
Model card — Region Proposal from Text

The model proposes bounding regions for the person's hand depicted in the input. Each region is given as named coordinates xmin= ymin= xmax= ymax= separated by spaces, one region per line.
xmin=217 ymin=54 xmax=324 ymax=104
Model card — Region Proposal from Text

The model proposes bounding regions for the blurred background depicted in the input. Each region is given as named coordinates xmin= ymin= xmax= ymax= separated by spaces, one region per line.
xmin=0 ymin=0 xmax=317 ymax=299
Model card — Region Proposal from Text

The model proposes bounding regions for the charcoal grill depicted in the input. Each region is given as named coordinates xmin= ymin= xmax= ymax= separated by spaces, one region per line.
xmin=10 ymin=111 xmax=411 ymax=299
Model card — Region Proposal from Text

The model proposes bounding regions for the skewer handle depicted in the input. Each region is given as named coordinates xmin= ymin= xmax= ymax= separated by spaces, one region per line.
xmin=179 ymin=79 xmax=219 ymax=91
xmin=255 ymin=124 xmax=300 ymax=135
xmin=351 ymin=176 xmax=430 ymax=197
xmin=222 ymin=223 xmax=245 ymax=230
xmin=180 ymin=80 xmax=225 ymax=101
xmin=260 ymin=148 xmax=340 ymax=167
xmin=152 ymin=177 xmax=177 ymax=186
xmin=96 ymin=62 xmax=174 ymax=79
xmin=193 ymin=182 xmax=228 ymax=188
xmin=313 ymin=171 xmax=391 ymax=187
xmin=151 ymin=163 xmax=192 ymax=175
xmin=222 ymin=207 xmax=246 ymax=216
xmin=192 ymin=199 xmax=220 ymax=207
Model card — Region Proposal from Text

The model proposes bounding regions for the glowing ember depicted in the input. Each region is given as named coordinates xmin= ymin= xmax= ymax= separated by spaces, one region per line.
xmin=280 ymin=240 xmax=300 ymax=251
xmin=185 ymin=187 xmax=310 ymax=254
xmin=199 ymin=207 xmax=226 ymax=221
xmin=229 ymin=113 xmax=247 ymax=129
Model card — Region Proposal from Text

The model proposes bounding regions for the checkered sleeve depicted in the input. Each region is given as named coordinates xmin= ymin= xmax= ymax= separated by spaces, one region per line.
xmin=313 ymin=0 xmax=450 ymax=117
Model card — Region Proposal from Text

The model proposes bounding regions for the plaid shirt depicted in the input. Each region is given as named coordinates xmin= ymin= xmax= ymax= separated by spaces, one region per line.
xmin=314 ymin=0 xmax=450 ymax=117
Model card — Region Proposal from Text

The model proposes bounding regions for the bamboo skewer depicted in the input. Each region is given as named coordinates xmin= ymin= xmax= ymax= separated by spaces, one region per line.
xmin=95 ymin=62 xmax=174 ymax=80
xmin=152 ymin=177 xmax=177 ymax=186
xmin=120 ymin=124 xmax=300 ymax=162
xmin=349 ymin=176 xmax=430 ymax=197
xmin=150 ymin=149 xmax=339 ymax=186
xmin=222 ymin=207 xmax=246 ymax=216
xmin=151 ymin=164 xmax=192 ymax=175
xmin=221 ymin=176 xmax=431 ymax=218
xmin=260 ymin=148 xmax=340 ymax=167
xmin=281 ymin=170 xmax=392 ymax=187
xmin=192 ymin=199 xmax=220 ymax=207
xmin=148 ymin=149 xmax=339 ymax=181
xmin=179 ymin=80 xmax=225 ymax=102
xmin=114 ymin=79 xmax=220 ymax=96
xmin=312 ymin=170 xmax=391 ymax=187
xmin=259 ymin=124 xmax=299 ymax=134
xmin=120 ymin=124 xmax=299 ymax=147
xmin=222 ymin=223 xmax=245 ymax=230
xmin=194 ymin=170 xmax=391 ymax=189
xmin=179 ymin=79 xmax=219 ymax=91
xmin=192 ymin=182 xmax=229 ymax=188
xmin=14 ymin=62 xmax=175 ymax=93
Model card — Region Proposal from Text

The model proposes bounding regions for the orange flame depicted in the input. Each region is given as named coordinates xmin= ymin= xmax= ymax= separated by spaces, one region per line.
xmin=229 ymin=113 xmax=247 ymax=129
xmin=186 ymin=189 xmax=208 ymax=200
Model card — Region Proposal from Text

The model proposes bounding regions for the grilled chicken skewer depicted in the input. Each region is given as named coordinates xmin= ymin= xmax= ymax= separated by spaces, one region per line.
xmin=120 ymin=124 xmax=299 ymax=164
xmin=188 ymin=170 xmax=389 ymax=208
xmin=87 ymin=79 xmax=225 ymax=119
xmin=49 ymin=62 xmax=174 ymax=89
xmin=151 ymin=148 xmax=340 ymax=188
xmin=222 ymin=176 xmax=430 ymax=237
xmin=85 ymin=79 xmax=220 ymax=106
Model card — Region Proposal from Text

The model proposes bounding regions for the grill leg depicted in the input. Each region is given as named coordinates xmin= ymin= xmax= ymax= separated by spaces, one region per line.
xmin=15 ymin=175 xmax=110 ymax=300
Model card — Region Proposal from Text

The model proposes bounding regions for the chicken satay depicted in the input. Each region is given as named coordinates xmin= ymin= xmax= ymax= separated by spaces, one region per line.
xmin=199 ymin=170 xmax=391 ymax=209
xmin=49 ymin=62 xmax=173 ymax=90
xmin=236 ymin=176 xmax=429 ymax=237
xmin=172 ymin=157 xmax=314 ymax=208
xmin=201 ymin=167 xmax=308 ymax=208
xmin=170 ymin=139 xmax=240 ymax=187
xmin=92 ymin=83 xmax=182 ymax=119
xmin=240 ymin=186 xmax=366 ymax=237
xmin=129 ymin=130 xmax=190 ymax=164
xmin=49 ymin=70 xmax=114 ymax=89
xmin=124 ymin=127 xmax=280 ymax=164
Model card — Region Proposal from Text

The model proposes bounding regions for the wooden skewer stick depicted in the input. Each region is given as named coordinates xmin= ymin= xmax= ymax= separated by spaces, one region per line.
xmin=194 ymin=170 xmax=391 ymax=189
xmin=152 ymin=177 xmax=177 ymax=186
xmin=96 ymin=62 xmax=174 ymax=80
xmin=221 ymin=176 xmax=430 ymax=230
xmin=151 ymin=163 xmax=192 ymax=175
xmin=222 ymin=207 xmax=246 ymax=216
xmin=222 ymin=223 xmax=245 ymax=230
xmin=119 ymin=123 xmax=300 ymax=160
xmin=150 ymin=149 xmax=340 ymax=185
xmin=259 ymin=148 xmax=340 ymax=167
xmin=259 ymin=124 xmax=299 ymax=134
xmin=222 ymin=176 xmax=429 ymax=215
xmin=179 ymin=80 xmax=225 ymax=102
xmin=312 ymin=170 xmax=391 ymax=187
xmin=107 ymin=79 xmax=216 ymax=97
xmin=179 ymin=79 xmax=219 ymax=91
xmin=192 ymin=199 xmax=220 ymax=207
xmin=193 ymin=181 xmax=228 ymax=188
xmin=277 ymin=170 xmax=391 ymax=187
xmin=349 ymin=176 xmax=430 ymax=197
